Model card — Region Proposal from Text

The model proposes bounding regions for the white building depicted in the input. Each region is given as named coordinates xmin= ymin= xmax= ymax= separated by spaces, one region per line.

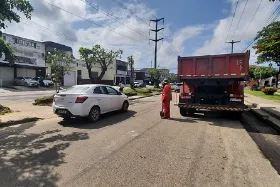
xmin=75 ymin=59 xmax=115 ymax=85
xmin=0 ymin=33 xmax=46 ymax=85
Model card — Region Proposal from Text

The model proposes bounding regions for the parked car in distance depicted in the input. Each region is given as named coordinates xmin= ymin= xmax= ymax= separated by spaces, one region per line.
xmin=175 ymin=83 xmax=183 ymax=92
xmin=32 ymin=77 xmax=54 ymax=87
xmin=52 ymin=84 xmax=129 ymax=122
xmin=13 ymin=77 xmax=39 ymax=87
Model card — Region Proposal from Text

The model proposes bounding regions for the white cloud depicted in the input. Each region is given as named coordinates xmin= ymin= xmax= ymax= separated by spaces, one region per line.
xmin=193 ymin=0 xmax=278 ymax=56
xmin=1 ymin=0 xmax=207 ymax=72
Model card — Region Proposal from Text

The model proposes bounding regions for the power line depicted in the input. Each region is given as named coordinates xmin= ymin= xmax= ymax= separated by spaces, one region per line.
xmin=240 ymin=2 xmax=277 ymax=51
xmin=80 ymin=0 xmax=147 ymax=37
xmin=133 ymin=0 xmax=179 ymax=56
xmin=18 ymin=19 xmax=133 ymax=56
xmin=40 ymin=0 xmax=146 ymax=43
xmin=232 ymin=0 xmax=249 ymax=39
xmin=242 ymin=4 xmax=280 ymax=52
xmin=223 ymin=0 xmax=240 ymax=49
xmin=240 ymin=0 xmax=263 ymax=41
xmin=110 ymin=0 xmax=150 ymax=26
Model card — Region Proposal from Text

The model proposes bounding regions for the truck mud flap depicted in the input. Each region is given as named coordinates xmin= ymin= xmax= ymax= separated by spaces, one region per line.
xmin=178 ymin=104 xmax=250 ymax=111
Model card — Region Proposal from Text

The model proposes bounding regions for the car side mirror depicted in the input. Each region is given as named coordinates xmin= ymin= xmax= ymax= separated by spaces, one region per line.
xmin=118 ymin=91 xmax=122 ymax=95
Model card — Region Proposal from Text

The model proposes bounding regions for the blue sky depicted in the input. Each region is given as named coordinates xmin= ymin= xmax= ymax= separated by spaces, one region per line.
xmin=4 ymin=0 xmax=280 ymax=72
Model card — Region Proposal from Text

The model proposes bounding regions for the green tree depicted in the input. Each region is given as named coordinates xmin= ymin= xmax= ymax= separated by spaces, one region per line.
xmin=249 ymin=66 xmax=257 ymax=79
xmin=46 ymin=49 xmax=74 ymax=93
xmin=0 ymin=0 xmax=34 ymax=63
xmin=127 ymin=56 xmax=134 ymax=88
xmin=168 ymin=73 xmax=178 ymax=83
xmin=148 ymin=69 xmax=162 ymax=88
xmin=79 ymin=45 xmax=122 ymax=83
xmin=253 ymin=21 xmax=280 ymax=87
xmin=253 ymin=66 xmax=277 ymax=80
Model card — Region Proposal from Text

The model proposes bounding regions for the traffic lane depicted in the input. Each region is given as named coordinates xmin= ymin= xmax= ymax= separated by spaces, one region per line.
xmin=65 ymin=109 xmax=280 ymax=187
xmin=0 ymin=96 xmax=160 ymax=187
xmin=1 ymin=96 xmax=280 ymax=187
xmin=241 ymin=112 xmax=280 ymax=174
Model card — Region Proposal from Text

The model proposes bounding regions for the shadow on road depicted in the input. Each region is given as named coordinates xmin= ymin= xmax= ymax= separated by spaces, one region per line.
xmin=58 ymin=110 xmax=137 ymax=129
xmin=0 ymin=117 xmax=42 ymax=128
xmin=169 ymin=117 xmax=198 ymax=123
xmin=0 ymin=122 xmax=89 ymax=187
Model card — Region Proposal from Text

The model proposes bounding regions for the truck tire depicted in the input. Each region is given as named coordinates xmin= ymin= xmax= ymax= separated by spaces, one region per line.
xmin=187 ymin=109 xmax=196 ymax=116
xmin=233 ymin=111 xmax=243 ymax=120
xmin=180 ymin=108 xmax=187 ymax=116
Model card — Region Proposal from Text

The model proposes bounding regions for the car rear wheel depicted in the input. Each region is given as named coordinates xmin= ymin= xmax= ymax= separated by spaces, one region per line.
xmin=121 ymin=101 xmax=129 ymax=112
xmin=88 ymin=106 xmax=100 ymax=123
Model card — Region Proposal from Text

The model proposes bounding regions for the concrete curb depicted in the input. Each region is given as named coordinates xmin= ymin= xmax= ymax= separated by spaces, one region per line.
xmin=128 ymin=93 xmax=161 ymax=101
xmin=260 ymin=107 xmax=280 ymax=121
xmin=245 ymin=99 xmax=280 ymax=132
xmin=250 ymin=109 xmax=280 ymax=133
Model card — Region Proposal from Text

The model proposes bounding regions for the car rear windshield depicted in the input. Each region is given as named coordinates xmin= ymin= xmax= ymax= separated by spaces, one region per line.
xmin=63 ymin=86 xmax=90 ymax=93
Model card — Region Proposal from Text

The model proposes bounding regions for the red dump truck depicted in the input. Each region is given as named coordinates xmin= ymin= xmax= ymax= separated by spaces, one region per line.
xmin=177 ymin=51 xmax=250 ymax=118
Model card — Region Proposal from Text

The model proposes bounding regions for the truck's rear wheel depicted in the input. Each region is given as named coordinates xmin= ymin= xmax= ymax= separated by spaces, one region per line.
xmin=233 ymin=111 xmax=242 ymax=120
xmin=180 ymin=108 xmax=187 ymax=116
xmin=187 ymin=109 xmax=196 ymax=116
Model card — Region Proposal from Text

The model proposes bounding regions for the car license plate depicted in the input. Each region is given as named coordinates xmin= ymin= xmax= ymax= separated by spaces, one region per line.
xmin=57 ymin=110 xmax=67 ymax=114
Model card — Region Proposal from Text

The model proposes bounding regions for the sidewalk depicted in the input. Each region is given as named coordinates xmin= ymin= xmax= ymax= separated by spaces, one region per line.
xmin=0 ymin=101 xmax=56 ymax=127
xmin=245 ymin=93 xmax=280 ymax=131
xmin=0 ymin=90 xmax=57 ymax=97
xmin=245 ymin=93 xmax=280 ymax=108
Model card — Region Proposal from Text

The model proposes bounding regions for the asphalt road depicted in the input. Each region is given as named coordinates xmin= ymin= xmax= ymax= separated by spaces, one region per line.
xmin=1 ymin=96 xmax=280 ymax=187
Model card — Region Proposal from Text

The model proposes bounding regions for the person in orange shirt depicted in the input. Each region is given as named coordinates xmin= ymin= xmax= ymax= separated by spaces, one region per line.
xmin=161 ymin=79 xmax=172 ymax=119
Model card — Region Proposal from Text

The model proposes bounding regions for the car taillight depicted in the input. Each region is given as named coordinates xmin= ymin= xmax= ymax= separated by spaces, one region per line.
xmin=75 ymin=96 xmax=88 ymax=103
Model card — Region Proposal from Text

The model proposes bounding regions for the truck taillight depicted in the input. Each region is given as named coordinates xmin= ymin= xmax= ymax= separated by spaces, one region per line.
xmin=75 ymin=96 xmax=88 ymax=103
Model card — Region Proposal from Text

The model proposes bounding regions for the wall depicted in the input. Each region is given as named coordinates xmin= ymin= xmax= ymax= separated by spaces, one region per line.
xmin=75 ymin=59 xmax=115 ymax=82
xmin=2 ymin=33 xmax=45 ymax=67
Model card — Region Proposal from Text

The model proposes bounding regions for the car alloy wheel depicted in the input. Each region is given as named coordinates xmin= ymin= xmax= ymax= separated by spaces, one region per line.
xmin=89 ymin=106 xmax=100 ymax=123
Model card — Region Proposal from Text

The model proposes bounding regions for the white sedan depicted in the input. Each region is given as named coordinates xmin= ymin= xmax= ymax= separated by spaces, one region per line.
xmin=52 ymin=84 xmax=129 ymax=122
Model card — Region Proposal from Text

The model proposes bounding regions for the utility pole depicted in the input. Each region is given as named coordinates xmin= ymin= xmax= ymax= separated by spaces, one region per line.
xmin=128 ymin=56 xmax=134 ymax=88
xmin=226 ymin=40 xmax=241 ymax=53
xmin=150 ymin=18 xmax=164 ymax=70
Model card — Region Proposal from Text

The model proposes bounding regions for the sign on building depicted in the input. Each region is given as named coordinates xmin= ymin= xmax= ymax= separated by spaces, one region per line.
xmin=2 ymin=33 xmax=46 ymax=67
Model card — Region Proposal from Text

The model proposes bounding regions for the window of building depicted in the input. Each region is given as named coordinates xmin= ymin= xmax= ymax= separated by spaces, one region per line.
xmin=117 ymin=65 xmax=127 ymax=71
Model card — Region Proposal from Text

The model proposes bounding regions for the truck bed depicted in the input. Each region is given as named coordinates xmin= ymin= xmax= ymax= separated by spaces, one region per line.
xmin=178 ymin=51 xmax=250 ymax=80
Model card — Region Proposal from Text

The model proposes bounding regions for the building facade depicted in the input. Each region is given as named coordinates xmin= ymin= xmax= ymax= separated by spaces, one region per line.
xmin=0 ymin=33 xmax=46 ymax=85
xmin=115 ymin=60 xmax=129 ymax=85
xmin=141 ymin=68 xmax=170 ymax=83
xmin=44 ymin=41 xmax=75 ymax=86
xmin=75 ymin=59 xmax=115 ymax=85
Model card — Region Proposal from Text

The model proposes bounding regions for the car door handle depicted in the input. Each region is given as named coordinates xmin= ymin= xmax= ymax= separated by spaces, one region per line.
xmin=97 ymin=98 xmax=101 ymax=100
